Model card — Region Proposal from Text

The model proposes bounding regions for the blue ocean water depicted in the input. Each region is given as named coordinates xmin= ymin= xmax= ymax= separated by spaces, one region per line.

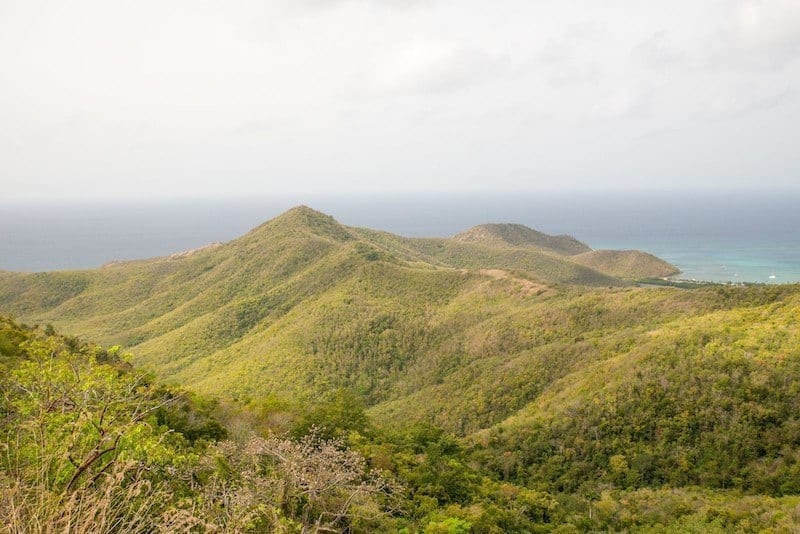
xmin=1 ymin=191 xmax=799 ymax=283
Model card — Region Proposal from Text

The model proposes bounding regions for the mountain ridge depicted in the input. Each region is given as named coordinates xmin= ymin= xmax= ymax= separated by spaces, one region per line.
xmin=452 ymin=222 xmax=592 ymax=256
xmin=0 ymin=206 xmax=681 ymax=413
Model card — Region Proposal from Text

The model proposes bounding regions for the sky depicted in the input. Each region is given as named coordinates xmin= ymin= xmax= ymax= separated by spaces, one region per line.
xmin=1 ymin=0 xmax=799 ymax=202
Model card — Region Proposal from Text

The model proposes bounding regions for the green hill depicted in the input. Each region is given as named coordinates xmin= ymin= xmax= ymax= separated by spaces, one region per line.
xmin=452 ymin=223 xmax=591 ymax=255
xmin=472 ymin=286 xmax=800 ymax=495
xmin=572 ymin=249 xmax=680 ymax=279
xmin=0 ymin=207 xmax=623 ymax=405
xmin=449 ymin=222 xmax=678 ymax=280
xmin=0 ymin=207 xmax=685 ymax=409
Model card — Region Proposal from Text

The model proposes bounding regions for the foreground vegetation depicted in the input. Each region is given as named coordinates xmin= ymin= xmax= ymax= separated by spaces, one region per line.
xmin=4 ymin=317 xmax=800 ymax=532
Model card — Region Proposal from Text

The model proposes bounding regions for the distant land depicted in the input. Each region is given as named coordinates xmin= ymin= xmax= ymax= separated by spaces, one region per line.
xmin=1 ymin=191 xmax=799 ymax=282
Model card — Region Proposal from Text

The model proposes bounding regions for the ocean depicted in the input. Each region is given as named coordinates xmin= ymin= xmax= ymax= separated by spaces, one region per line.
xmin=2 ymin=191 xmax=799 ymax=284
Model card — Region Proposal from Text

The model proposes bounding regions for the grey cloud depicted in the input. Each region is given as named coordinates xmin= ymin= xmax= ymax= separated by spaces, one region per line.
xmin=367 ymin=45 xmax=510 ymax=95
xmin=547 ymin=63 xmax=602 ymax=88
xmin=582 ymin=86 xmax=656 ymax=123
xmin=537 ymin=26 xmax=606 ymax=88
xmin=634 ymin=126 xmax=681 ymax=141
xmin=233 ymin=120 xmax=278 ymax=136
xmin=699 ymin=87 xmax=796 ymax=119
xmin=705 ymin=0 xmax=800 ymax=70
xmin=632 ymin=31 xmax=686 ymax=69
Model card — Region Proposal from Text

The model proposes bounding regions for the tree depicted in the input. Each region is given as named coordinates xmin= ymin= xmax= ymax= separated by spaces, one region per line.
xmin=0 ymin=335 xmax=194 ymax=532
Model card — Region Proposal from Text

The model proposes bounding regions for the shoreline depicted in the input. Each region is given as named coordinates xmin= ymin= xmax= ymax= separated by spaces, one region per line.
xmin=637 ymin=276 xmax=798 ymax=289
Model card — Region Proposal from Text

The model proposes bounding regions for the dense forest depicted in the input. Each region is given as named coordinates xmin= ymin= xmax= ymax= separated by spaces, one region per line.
xmin=2 ymin=207 xmax=800 ymax=532
xmin=4 ymin=317 xmax=800 ymax=532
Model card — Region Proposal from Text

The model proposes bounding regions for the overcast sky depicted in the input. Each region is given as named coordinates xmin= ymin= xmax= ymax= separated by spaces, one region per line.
xmin=1 ymin=0 xmax=799 ymax=201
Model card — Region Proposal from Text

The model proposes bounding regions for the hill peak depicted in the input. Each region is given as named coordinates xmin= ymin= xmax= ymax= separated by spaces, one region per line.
xmin=283 ymin=204 xmax=327 ymax=217
xmin=275 ymin=205 xmax=334 ymax=224
xmin=453 ymin=223 xmax=591 ymax=256
xmin=245 ymin=205 xmax=353 ymax=242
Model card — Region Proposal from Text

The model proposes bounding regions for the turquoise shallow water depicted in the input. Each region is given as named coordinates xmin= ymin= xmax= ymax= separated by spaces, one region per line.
xmin=663 ymin=246 xmax=800 ymax=284
xmin=592 ymin=240 xmax=800 ymax=284
xmin=2 ymin=191 xmax=799 ymax=283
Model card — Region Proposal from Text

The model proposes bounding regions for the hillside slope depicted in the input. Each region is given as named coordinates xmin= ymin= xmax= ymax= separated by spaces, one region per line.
xmin=452 ymin=223 xmax=591 ymax=255
xmin=0 ymin=207 xmax=629 ymax=403
xmin=0 ymin=207 xmax=634 ymax=332
xmin=572 ymin=249 xmax=680 ymax=279
xmin=1 ymin=208 xmax=795 ymax=430
xmin=7 ymin=318 xmax=800 ymax=533
xmin=472 ymin=286 xmax=800 ymax=495
xmin=0 ymin=208 xmax=754 ymax=419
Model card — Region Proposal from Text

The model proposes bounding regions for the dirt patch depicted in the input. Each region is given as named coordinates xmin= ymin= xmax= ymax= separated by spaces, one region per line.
xmin=475 ymin=268 xmax=552 ymax=296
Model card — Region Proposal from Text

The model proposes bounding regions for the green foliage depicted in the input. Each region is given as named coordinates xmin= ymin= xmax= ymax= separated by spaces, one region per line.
xmin=292 ymin=388 xmax=371 ymax=439
xmin=154 ymin=391 xmax=227 ymax=444
xmin=0 ymin=271 xmax=90 ymax=316
xmin=452 ymin=222 xmax=591 ymax=256
xmin=0 ymin=316 xmax=32 ymax=361
xmin=475 ymin=293 xmax=800 ymax=496
xmin=0 ymin=318 xmax=401 ymax=532
xmin=573 ymin=249 xmax=680 ymax=278
xmin=2 ymin=332 xmax=198 ymax=476
xmin=587 ymin=487 xmax=800 ymax=532
xmin=0 ymin=319 xmax=197 ymax=530
xmin=424 ymin=516 xmax=472 ymax=533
